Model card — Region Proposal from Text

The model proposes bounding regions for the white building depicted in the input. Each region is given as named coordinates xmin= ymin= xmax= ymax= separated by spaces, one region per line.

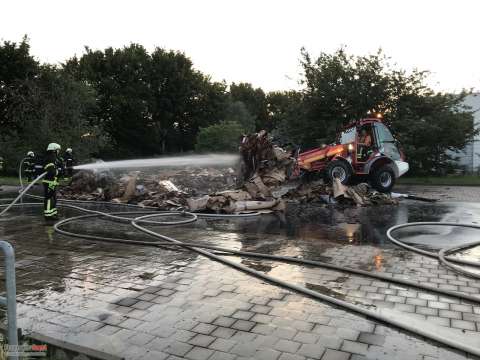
xmin=452 ymin=93 xmax=480 ymax=173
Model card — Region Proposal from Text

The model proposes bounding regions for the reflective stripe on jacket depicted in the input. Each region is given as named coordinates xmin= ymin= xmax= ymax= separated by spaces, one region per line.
xmin=42 ymin=162 xmax=59 ymax=188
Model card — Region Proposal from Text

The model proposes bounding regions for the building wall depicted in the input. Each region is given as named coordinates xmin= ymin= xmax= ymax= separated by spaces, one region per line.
xmin=449 ymin=93 xmax=480 ymax=173
xmin=466 ymin=94 xmax=480 ymax=171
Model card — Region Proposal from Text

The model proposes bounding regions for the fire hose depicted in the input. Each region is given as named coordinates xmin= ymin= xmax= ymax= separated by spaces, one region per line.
xmin=387 ymin=223 xmax=480 ymax=280
xmin=0 ymin=173 xmax=479 ymax=356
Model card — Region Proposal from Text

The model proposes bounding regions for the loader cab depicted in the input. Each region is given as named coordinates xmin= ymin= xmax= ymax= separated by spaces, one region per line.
xmin=353 ymin=121 xmax=402 ymax=162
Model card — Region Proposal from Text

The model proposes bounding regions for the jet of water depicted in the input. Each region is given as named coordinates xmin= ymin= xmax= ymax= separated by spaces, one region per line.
xmin=73 ymin=154 xmax=240 ymax=171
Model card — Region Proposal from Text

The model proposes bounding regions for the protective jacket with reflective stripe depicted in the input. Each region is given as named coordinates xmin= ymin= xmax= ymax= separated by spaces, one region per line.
xmin=42 ymin=152 xmax=60 ymax=188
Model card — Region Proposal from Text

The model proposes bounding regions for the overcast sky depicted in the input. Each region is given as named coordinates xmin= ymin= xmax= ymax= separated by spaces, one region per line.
xmin=1 ymin=0 xmax=479 ymax=92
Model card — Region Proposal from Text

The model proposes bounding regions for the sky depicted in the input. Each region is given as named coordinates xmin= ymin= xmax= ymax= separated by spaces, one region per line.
xmin=1 ymin=0 xmax=479 ymax=93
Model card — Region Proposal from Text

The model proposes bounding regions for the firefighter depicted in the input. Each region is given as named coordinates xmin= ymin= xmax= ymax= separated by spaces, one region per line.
xmin=63 ymin=148 xmax=75 ymax=178
xmin=24 ymin=151 xmax=36 ymax=182
xmin=43 ymin=143 xmax=62 ymax=220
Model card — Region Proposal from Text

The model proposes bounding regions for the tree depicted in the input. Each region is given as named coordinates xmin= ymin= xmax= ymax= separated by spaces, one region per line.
xmin=297 ymin=47 xmax=417 ymax=145
xmin=0 ymin=66 xmax=104 ymax=172
xmin=195 ymin=121 xmax=244 ymax=152
xmin=267 ymin=91 xmax=305 ymax=144
xmin=230 ymin=82 xmax=268 ymax=130
xmin=65 ymin=45 xmax=227 ymax=156
xmin=0 ymin=36 xmax=38 ymax=131
xmin=223 ymin=100 xmax=255 ymax=133
xmin=65 ymin=45 xmax=157 ymax=157
xmin=389 ymin=92 xmax=476 ymax=174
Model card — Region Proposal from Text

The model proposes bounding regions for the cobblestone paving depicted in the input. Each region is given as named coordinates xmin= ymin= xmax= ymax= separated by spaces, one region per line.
xmin=0 ymin=198 xmax=480 ymax=360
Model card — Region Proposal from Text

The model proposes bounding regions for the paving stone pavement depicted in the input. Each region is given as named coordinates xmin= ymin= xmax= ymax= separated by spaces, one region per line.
xmin=0 ymin=200 xmax=479 ymax=360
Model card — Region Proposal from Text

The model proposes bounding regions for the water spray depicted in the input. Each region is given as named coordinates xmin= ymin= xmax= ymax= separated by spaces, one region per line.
xmin=73 ymin=154 xmax=239 ymax=171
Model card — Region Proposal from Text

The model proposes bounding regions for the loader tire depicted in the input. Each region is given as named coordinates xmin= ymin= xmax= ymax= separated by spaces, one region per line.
xmin=324 ymin=160 xmax=351 ymax=185
xmin=370 ymin=165 xmax=395 ymax=193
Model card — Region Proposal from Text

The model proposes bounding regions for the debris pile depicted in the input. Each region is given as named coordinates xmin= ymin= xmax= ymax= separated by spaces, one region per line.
xmin=120 ymin=176 xmax=188 ymax=209
xmin=148 ymin=167 xmax=237 ymax=196
xmin=187 ymin=190 xmax=284 ymax=213
xmin=331 ymin=178 xmax=398 ymax=206
xmin=60 ymin=130 xmax=399 ymax=213
xmin=283 ymin=181 xmax=331 ymax=203
xmin=60 ymin=170 xmax=120 ymax=201
xmin=60 ymin=171 xmax=188 ymax=209
xmin=239 ymin=130 xmax=295 ymax=200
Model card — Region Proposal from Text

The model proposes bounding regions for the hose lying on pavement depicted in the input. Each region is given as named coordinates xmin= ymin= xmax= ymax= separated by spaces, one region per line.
xmin=22 ymin=193 xmax=480 ymax=278
xmin=0 ymin=173 xmax=46 ymax=217
xmin=387 ymin=222 xmax=480 ymax=279
xmin=53 ymin=205 xmax=480 ymax=356
xmin=2 ymin=189 xmax=480 ymax=355
xmin=49 ymin=209 xmax=480 ymax=303
xmin=3 ymin=200 xmax=479 ymax=303
xmin=19 ymin=193 xmax=480 ymax=278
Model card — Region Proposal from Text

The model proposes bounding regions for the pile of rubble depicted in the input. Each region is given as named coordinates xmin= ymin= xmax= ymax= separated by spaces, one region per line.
xmin=59 ymin=131 xmax=398 ymax=213
xmin=59 ymin=168 xmax=236 ymax=210
xmin=331 ymin=178 xmax=398 ymax=206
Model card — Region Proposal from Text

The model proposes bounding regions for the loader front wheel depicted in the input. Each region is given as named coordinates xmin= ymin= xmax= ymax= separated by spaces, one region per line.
xmin=370 ymin=165 xmax=395 ymax=193
xmin=324 ymin=160 xmax=351 ymax=185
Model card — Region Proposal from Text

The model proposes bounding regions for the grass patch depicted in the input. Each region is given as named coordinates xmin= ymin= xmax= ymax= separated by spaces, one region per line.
xmin=1 ymin=176 xmax=71 ymax=187
xmin=398 ymin=175 xmax=480 ymax=186
xmin=0 ymin=176 xmax=21 ymax=186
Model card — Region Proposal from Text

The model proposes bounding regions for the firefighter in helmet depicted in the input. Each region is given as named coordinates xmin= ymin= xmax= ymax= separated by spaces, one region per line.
xmin=63 ymin=147 xmax=75 ymax=178
xmin=24 ymin=151 xmax=36 ymax=182
xmin=43 ymin=143 xmax=62 ymax=220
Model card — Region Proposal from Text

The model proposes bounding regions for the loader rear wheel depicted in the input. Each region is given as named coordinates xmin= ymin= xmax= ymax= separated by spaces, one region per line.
xmin=324 ymin=160 xmax=351 ymax=185
xmin=370 ymin=165 xmax=395 ymax=193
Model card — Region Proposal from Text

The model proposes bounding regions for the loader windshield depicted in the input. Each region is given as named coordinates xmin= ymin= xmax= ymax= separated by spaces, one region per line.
xmin=374 ymin=122 xmax=401 ymax=160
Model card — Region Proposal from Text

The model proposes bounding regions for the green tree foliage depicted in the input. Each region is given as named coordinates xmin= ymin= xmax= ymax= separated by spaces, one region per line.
xmin=65 ymin=45 xmax=228 ymax=156
xmin=0 ymin=38 xmax=104 ymax=173
xmin=297 ymin=47 xmax=427 ymax=145
xmin=223 ymin=100 xmax=255 ymax=133
xmin=389 ymin=92 xmax=475 ymax=174
xmin=0 ymin=65 xmax=104 ymax=172
xmin=192 ymin=100 xmax=255 ymax=152
xmin=195 ymin=121 xmax=244 ymax=152
xmin=267 ymin=91 xmax=305 ymax=144
xmin=230 ymin=82 xmax=268 ymax=130
xmin=193 ymin=100 xmax=256 ymax=152
xmin=0 ymin=37 xmax=38 ymax=130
